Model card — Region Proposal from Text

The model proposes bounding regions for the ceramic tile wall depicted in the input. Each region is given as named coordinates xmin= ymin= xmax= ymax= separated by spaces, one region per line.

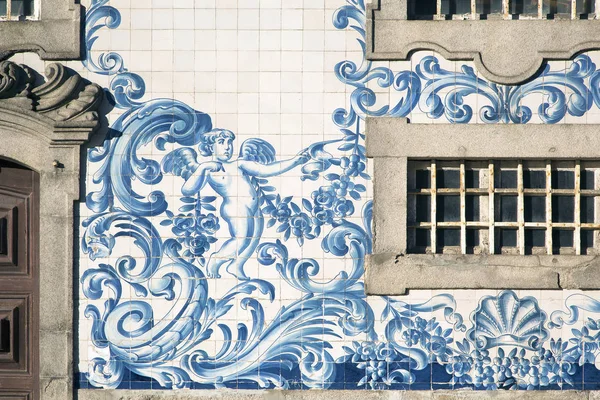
xmin=42 ymin=0 xmax=600 ymax=391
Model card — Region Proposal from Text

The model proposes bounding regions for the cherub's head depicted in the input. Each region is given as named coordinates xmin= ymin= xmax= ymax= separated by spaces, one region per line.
xmin=199 ymin=128 xmax=235 ymax=161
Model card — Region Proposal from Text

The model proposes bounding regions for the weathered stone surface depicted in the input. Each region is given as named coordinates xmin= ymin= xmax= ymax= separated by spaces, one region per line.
xmin=372 ymin=157 xmax=407 ymax=255
xmin=0 ymin=0 xmax=82 ymax=59
xmin=40 ymin=377 xmax=70 ymax=400
xmin=365 ymin=253 xmax=561 ymax=295
xmin=366 ymin=118 xmax=600 ymax=160
xmin=39 ymin=331 xmax=70 ymax=378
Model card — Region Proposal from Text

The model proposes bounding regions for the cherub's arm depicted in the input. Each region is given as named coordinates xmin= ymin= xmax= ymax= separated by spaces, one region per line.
xmin=239 ymin=150 xmax=310 ymax=177
xmin=181 ymin=161 xmax=223 ymax=196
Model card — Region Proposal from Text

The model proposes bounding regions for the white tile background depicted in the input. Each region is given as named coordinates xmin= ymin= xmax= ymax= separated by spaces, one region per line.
xmin=7 ymin=0 xmax=600 ymax=390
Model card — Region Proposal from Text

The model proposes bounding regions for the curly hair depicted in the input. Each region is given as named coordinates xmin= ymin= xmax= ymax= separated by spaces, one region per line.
xmin=198 ymin=128 xmax=235 ymax=156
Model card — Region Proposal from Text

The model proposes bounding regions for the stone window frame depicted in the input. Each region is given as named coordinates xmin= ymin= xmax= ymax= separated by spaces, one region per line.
xmin=367 ymin=0 xmax=600 ymax=85
xmin=0 ymin=60 xmax=102 ymax=399
xmin=0 ymin=0 xmax=82 ymax=59
xmin=365 ymin=117 xmax=600 ymax=295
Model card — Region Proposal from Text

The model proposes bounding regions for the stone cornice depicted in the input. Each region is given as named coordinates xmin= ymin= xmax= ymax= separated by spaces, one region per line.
xmin=0 ymin=61 xmax=102 ymax=146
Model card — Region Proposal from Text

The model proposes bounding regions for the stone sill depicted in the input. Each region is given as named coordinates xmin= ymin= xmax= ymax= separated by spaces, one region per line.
xmin=365 ymin=253 xmax=600 ymax=295
xmin=366 ymin=118 xmax=600 ymax=160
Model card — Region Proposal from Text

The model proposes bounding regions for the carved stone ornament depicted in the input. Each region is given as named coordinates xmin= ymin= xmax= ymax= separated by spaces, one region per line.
xmin=367 ymin=0 xmax=600 ymax=85
xmin=0 ymin=60 xmax=102 ymax=400
xmin=0 ymin=61 xmax=102 ymax=145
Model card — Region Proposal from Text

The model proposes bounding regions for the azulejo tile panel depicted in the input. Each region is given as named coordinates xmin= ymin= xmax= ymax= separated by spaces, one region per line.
xmin=78 ymin=0 xmax=600 ymax=391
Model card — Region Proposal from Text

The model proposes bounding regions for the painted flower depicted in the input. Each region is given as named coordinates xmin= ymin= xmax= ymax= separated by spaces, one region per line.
xmin=271 ymin=202 xmax=292 ymax=223
xmin=414 ymin=316 xmax=427 ymax=330
xmin=445 ymin=355 xmax=473 ymax=384
xmin=343 ymin=341 xmax=398 ymax=389
xmin=571 ymin=326 xmax=598 ymax=364
xmin=184 ymin=234 xmax=210 ymax=256
xmin=354 ymin=341 xmax=377 ymax=362
xmin=311 ymin=205 xmax=334 ymax=226
xmin=341 ymin=154 xmax=366 ymax=177
xmin=364 ymin=360 xmax=387 ymax=385
xmin=197 ymin=213 xmax=220 ymax=234
xmin=332 ymin=197 xmax=354 ymax=218
xmin=311 ymin=186 xmax=336 ymax=208
xmin=402 ymin=329 xmax=421 ymax=346
xmin=172 ymin=213 xmax=195 ymax=236
xmin=427 ymin=334 xmax=453 ymax=362
xmin=331 ymin=174 xmax=355 ymax=197
xmin=289 ymin=213 xmax=312 ymax=237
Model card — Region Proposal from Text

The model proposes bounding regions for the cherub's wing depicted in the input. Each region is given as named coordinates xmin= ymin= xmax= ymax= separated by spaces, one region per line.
xmin=239 ymin=138 xmax=276 ymax=165
xmin=161 ymin=147 xmax=200 ymax=180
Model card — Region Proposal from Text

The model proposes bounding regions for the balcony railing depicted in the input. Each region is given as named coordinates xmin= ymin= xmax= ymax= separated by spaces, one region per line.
xmin=409 ymin=0 xmax=597 ymax=19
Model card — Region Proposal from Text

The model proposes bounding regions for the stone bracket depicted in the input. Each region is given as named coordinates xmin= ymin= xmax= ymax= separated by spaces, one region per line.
xmin=367 ymin=1 xmax=600 ymax=84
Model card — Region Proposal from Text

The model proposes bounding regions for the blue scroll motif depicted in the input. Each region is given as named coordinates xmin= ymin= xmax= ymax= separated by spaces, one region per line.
xmin=80 ymin=0 xmax=600 ymax=392
xmin=416 ymin=54 xmax=596 ymax=123
xmin=83 ymin=0 xmax=125 ymax=76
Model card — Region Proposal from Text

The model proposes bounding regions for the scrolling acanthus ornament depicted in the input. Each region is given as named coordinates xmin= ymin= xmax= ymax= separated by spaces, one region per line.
xmin=0 ymin=61 xmax=103 ymax=124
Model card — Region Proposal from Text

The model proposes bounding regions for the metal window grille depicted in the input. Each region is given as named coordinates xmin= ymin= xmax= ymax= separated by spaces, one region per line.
xmin=407 ymin=160 xmax=600 ymax=255
xmin=0 ymin=0 xmax=34 ymax=20
xmin=409 ymin=0 xmax=597 ymax=19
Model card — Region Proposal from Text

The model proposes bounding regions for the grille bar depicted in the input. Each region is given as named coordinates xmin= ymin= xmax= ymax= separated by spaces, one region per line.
xmin=408 ymin=159 xmax=600 ymax=255
xmin=429 ymin=0 xmax=595 ymax=19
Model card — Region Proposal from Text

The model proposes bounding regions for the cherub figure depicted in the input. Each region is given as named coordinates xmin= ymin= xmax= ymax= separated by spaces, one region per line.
xmin=162 ymin=128 xmax=310 ymax=279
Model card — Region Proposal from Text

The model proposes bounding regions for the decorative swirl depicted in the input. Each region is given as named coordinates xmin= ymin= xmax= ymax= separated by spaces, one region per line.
xmin=86 ymin=99 xmax=212 ymax=216
xmin=85 ymin=260 xmax=208 ymax=387
xmin=87 ymin=358 xmax=125 ymax=389
xmin=0 ymin=60 xmax=33 ymax=99
xmin=110 ymin=72 xmax=146 ymax=109
xmin=332 ymin=4 xmax=365 ymax=33
xmin=258 ymin=220 xmax=368 ymax=294
xmin=548 ymin=293 xmax=600 ymax=329
xmin=83 ymin=0 xmax=125 ymax=76
xmin=82 ymin=211 xmax=162 ymax=286
xmin=416 ymin=54 xmax=596 ymax=124
xmin=335 ymin=66 xmax=420 ymax=127
xmin=81 ymin=265 xmax=121 ymax=348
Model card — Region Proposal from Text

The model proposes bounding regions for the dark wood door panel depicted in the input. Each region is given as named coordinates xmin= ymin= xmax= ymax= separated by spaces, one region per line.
xmin=0 ymin=200 xmax=26 ymax=275
xmin=0 ymin=295 xmax=30 ymax=373
xmin=0 ymin=393 xmax=30 ymax=400
xmin=0 ymin=161 xmax=38 ymax=399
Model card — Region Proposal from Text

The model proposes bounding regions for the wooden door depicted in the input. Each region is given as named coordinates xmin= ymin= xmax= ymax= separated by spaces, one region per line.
xmin=0 ymin=160 xmax=39 ymax=399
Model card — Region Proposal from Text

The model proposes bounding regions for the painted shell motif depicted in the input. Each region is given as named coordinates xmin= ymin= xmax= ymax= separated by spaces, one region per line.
xmin=466 ymin=290 xmax=549 ymax=350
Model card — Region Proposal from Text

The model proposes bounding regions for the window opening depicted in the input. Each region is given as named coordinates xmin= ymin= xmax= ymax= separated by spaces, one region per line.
xmin=0 ymin=0 xmax=35 ymax=20
xmin=408 ymin=160 xmax=600 ymax=255
xmin=409 ymin=0 xmax=596 ymax=19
